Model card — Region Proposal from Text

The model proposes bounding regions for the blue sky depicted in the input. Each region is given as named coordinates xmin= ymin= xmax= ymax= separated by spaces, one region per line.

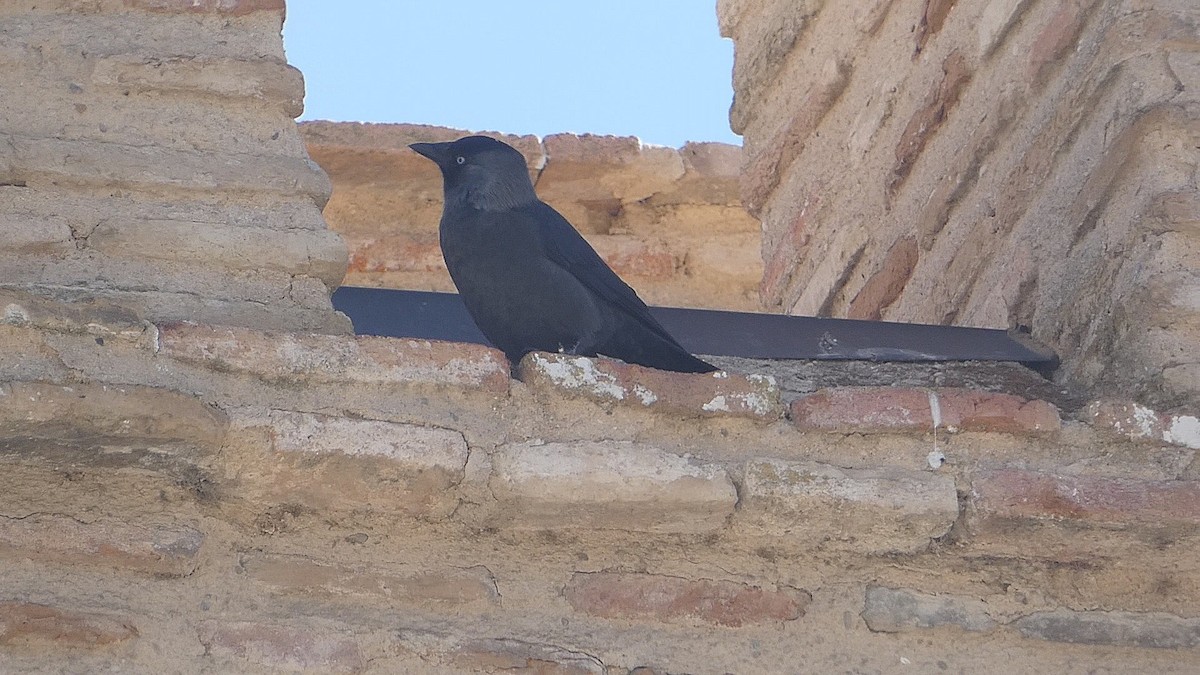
xmin=282 ymin=2 xmax=740 ymax=147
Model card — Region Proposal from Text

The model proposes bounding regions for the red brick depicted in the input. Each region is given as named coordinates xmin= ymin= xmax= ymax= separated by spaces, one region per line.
xmin=198 ymin=620 xmax=363 ymax=672
xmin=0 ymin=602 xmax=137 ymax=649
xmin=790 ymin=386 xmax=1061 ymax=434
xmin=889 ymin=51 xmax=972 ymax=198
xmin=563 ymin=572 xmax=810 ymax=627
xmin=0 ymin=514 xmax=203 ymax=577
xmin=915 ymin=0 xmax=957 ymax=53
xmin=157 ymin=322 xmax=511 ymax=392
xmin=123 ymin=0 xmax=285 ymax=15
xmin=1028 ymin=0 xmax=1093 ymax=83
xmin=518 ymin=352 xmax=783 ymax=420
xmin=971 ymin=469 xmax=1200 ymax=527
xmin=741 ymin=62 xmax=849 ymax=216
xmin=847 ymin=236 xmax=919 ymax=320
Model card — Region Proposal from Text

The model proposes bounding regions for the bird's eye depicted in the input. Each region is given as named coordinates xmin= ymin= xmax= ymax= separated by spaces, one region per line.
xmin=456 ymin=156 xmax=466 ymax=165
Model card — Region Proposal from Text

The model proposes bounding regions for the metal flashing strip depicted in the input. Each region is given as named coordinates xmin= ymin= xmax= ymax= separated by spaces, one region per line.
xmin=332 ymin=287 xmax=1058 ymax=369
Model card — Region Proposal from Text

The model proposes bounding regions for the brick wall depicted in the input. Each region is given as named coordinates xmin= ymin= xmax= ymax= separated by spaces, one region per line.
xmin=720 ymin=0 xmax=1200 ymax=411
xmin=2 ymin=1 xmax=1200 ymax=673
xmin=300 ymin=122 xmax=764 ymax=312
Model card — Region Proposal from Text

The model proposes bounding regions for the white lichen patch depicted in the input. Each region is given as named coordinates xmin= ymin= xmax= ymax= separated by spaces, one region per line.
xmin=533 ymin=354 xmax=626 ymax=401
xmin=3 ymin=303 xmax=29 ymax=324
xmin=631 ymin=384 xmax=658 ymax=406
xmin=1164 ymin=414 xmax=1200 ymax=450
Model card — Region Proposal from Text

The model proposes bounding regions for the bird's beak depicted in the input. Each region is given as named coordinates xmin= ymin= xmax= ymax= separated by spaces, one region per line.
xmin=409 ymin=141 xmax=452 ymax=167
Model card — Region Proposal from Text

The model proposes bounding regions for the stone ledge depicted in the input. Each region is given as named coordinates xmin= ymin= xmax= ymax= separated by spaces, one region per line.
xmin=157 ymin=322 xmax=511 ymax=393
xmin=519 ymin=351 xmax=783 ymax=421
xmin=486 ymin=441 xmax=737 ymax=533
xmin=790 ymin=386 xmax=1062 ymax=435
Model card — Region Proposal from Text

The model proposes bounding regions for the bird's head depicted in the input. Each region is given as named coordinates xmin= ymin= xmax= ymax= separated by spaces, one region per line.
xmin=409 ymin=135 xmax=537 ymax=211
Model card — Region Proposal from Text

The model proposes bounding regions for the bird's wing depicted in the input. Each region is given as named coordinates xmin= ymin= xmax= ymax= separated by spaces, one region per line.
xmin=525 ymin=201 xmax=683 ymax=345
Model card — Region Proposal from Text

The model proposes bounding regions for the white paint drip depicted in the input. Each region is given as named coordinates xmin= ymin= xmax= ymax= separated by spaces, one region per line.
xmin=927 ymin=391 xmax=945 ymax=470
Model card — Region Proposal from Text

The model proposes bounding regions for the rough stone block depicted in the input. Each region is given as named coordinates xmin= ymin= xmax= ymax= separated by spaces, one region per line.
xmin=197 ymin=620 xmax=363 ymax=673
xmin=86 ymin=219 xmax=347 ymax=288
xmin=158 ymin=322 xmax=511 ymax=393
xmin=0 ymin=288 xmax=148 ymax=342
xmin=0 ymin=514 xmax=203 ymax=577
xmin=0 ymin=602 xmax=138 ymax=649
xmin=231 ymin=410 xmax=468 ymax=516
xmin=240 ymin=553 xmax=498 ymax=609
xmin=790 ymin=387 xmax=1061 ymax=435
xmin=738 ymin=459 xmax=960 ymax=553
xmin=0 ymin=213 xmax=72 ymax=255
xmin=518 ymin=352 xmax=782 ymax=421
xmin=91 ymin=55 xmax=304 ymax=117
xmin=862 ymin=586 xmax=997 ymax=633
xmin=0 ymin=381 xmax=228 ymax=449
xmin=1013 ymin=609 xmax=1200 ymax=649
xmin=6 ymin=137 xmax=331 ymax=207
xmin=563 ymin=572 xmax=810 ymax=627
xmin=487 ymin=441 xmax=737 ymax=533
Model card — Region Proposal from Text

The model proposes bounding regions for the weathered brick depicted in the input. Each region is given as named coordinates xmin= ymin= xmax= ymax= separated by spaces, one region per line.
xmin=230 ymin=410 xmax=468 ymax=516
xmin=241 ymin=553 xmax=498 ymax=609
xmin=87 ymin=220 xmax=346 ymax=288
xmin=739 ymin=459 xmax=959 ymax=553
xmin=741 ymin=59 xmax=849 ymax=215
xmin=449 ymin=639 xmax=605 ymax=675
xmin=0 ymin=381 xmax=228 ymax=449
xmin=1085 ymin=400 xmax=1200 ymax=450
xmin=1028 ymin=0 xmax=1094 ymax=83
xmin=970 ymin=469 xmax=1200 ymax=527
xmin=487 ymin=441 xmax=736 ymax=533
xmin=197 ymin=620 xmax=363 ymax=672
xmin=790 ymin=387 xmax=1061 ymax=435
xmin=0 ymin=602 xmax=137 ymax=649
xmin=1013 ymin=609 xmax=1200 ymax=649
xmin=563 ymin=572 xmax=810 ymax=627
xmin=518 ymin=352 xmax=782 ymax=421
xmin=847 ymin=236 xmax=919 ymax=320
xmin=91 ymin=55 xmax=304 ymax=117
xmin=591 ymin=235 xmax=676 ymax=280
xmin=862 ymin=586 xmax=997 ymax=633
xmin=915 ymin=0 xmax=957 ymax=53
xmin=158 ymin=322 xmax=510 ymax=392
xmin=889 ymin=51 xmax=972 ymax=198
xmin=0 ymin=289 xmax=147 ymax=342
xmin=123 ymin=0 xmax=285 ymax=15
xmin=0 ymin=514 xmax=203 ymax=577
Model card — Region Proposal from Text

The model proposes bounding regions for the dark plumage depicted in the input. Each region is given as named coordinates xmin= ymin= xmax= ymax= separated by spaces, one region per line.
xmin=410 ymin=135 xmax=716 ymax=374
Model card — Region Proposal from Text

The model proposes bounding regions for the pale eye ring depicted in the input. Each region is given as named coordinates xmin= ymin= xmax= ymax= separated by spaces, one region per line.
xmin=455 ymin=156 xmax=466 ymax=165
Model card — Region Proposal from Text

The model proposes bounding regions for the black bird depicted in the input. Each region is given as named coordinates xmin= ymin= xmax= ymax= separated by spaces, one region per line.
xmin=409 ymin=135 xmax=716 ymax=374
